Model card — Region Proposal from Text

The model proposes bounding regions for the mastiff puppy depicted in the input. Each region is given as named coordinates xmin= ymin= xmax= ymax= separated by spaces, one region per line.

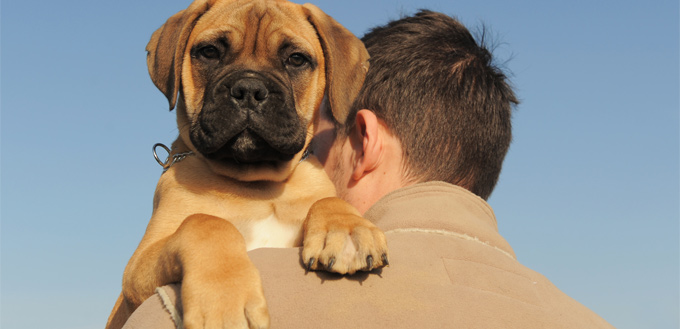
xmin=106 ymin=0 xmax=388 ymax=328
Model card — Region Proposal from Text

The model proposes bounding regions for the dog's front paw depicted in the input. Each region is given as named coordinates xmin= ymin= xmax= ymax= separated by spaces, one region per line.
xmin=181 ymin=260 xmax=269 ymax=329
xmin=302 ymin=197 xmax=389 ymax=275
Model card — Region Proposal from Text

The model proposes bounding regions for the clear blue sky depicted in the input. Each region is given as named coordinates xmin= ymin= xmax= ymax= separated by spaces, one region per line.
xmin=1 ymin=0 xmax=677 ymax=328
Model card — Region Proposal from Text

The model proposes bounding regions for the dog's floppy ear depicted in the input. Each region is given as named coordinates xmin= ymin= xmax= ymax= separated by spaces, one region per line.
xmin=303 ymin=4 xmax=369 ymax=125
xmin=146 ymin=0 xmax=215 ymax=110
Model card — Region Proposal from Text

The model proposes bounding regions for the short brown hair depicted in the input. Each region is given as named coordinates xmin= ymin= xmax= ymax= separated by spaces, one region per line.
xmin=346 ymin=10 xmax=518 ymax=200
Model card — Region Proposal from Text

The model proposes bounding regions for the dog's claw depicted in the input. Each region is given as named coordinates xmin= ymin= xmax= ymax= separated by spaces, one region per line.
xmin=307 ymin=258 xmax=316 ymax=270
xmin=382 ymin=253 xmax=389 ymax=267
xmin=326 ymin=257 xmax=335 ymax=271
xmin=366 ymin=255 xmax=374 ymax=270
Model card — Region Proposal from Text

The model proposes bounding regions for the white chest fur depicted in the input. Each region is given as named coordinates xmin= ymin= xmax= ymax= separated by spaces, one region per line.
xmin=244 ymin=214 xmax=301 ymax=251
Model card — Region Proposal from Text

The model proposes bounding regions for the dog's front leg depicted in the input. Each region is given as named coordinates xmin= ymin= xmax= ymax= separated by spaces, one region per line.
xmin=122 ymin=214 xmax=269 ymax=329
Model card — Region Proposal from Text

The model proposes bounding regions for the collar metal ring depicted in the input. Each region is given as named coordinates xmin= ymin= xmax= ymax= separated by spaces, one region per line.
xmin=153 ymin=143 xmax=172 ymax=168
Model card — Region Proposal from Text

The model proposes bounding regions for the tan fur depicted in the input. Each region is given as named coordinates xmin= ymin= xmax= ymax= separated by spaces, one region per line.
xmin=106 ymin=1 xmax=386 ymax=328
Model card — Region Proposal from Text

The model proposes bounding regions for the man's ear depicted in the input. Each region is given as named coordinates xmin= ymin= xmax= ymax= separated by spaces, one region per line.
xmin=350 ymin=110 xmax=382 ymax=180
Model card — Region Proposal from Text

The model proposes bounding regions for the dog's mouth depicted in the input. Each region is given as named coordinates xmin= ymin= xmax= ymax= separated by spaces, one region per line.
xmin=189 ymin=71 xmax=307 ymax=172
xmin=200 ymin=129 xmax=300 ymax=167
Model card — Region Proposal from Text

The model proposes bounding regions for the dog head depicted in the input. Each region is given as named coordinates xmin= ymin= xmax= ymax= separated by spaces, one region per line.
xmin=146 ymin=0 xmax=368 ymax=182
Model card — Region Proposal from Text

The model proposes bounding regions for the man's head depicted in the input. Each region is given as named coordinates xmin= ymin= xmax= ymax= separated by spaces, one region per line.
xmin=313 ymin=10 xmax=517 ymax=211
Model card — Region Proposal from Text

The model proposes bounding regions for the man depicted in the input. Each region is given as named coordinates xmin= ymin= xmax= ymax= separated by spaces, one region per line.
xmin=123 ymin=10 xmax=614 ymax=328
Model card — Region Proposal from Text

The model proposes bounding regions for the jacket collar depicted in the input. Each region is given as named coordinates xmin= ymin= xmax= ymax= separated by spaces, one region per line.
xmin=364 ymin=181 xmax=516 ymax=259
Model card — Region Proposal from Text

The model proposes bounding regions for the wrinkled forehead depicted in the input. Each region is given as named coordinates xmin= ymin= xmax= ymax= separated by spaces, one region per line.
xmin=189 ymin=0 xmax=321 ymax=56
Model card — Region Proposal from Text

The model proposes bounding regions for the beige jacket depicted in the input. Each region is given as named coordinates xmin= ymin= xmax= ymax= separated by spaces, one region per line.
xmin=123 ymin=182 xmax=615 ymax=328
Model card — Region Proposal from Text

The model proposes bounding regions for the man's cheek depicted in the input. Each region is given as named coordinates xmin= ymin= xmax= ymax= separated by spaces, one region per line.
xmin=322 ymin=150 xmax=338 ymax=180
xmin=327 ymin=143 xmax=351 ymax=190
xmin=311 ymin=130 xmax=335 ymax=166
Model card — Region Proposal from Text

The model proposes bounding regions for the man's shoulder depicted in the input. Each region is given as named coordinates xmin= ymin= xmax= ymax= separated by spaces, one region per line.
xmin=246 ymin=229 xmax=614 ymax=329
xmin=248 ymin=233 xmax=613 ymax=329
xmin=248 ymin=247 xmax=303 ymax=268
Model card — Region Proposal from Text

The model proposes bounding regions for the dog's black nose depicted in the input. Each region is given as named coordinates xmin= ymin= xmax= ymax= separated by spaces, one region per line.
xmin=230 ymin=78 xmax=269 ymax=105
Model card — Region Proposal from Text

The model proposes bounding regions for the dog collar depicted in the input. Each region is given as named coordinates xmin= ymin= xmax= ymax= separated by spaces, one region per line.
xmin=153 ymin=143 xmax=311 ymax=172
xmin=299 ymin=148 xmax=311 ymax=162
xmin=153 ymin=143 xmax=194 ymax=172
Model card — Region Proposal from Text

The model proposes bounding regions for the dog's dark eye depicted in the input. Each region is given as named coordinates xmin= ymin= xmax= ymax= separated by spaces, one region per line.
xmin=286 ymin=53 xmax=308 ymax=67
xmin=198 ymin=45 xmax=220 ymax=59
